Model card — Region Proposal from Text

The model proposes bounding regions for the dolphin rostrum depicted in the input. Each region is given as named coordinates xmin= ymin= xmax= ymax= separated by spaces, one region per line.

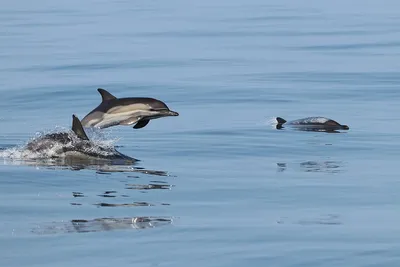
xmin=276 ymin=117 xmax=349 ymax=132
xmin=81 ymin=88 xmax=179 ymax=129
xmin=26 ymin=115 xmax=136 ymax=162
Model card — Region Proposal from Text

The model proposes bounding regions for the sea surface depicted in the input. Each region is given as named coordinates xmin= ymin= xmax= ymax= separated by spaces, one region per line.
xmin=1 ymin=1 xmax=400 ymax=266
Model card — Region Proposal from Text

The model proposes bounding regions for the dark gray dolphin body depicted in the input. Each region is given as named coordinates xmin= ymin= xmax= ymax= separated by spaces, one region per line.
xmin=81 ymin=88 xmax=179 ymax=129
xmin=276 ymin=117 xmax=349 ymax=132
xmin=26 ymin=115 xmax=135 ymax=162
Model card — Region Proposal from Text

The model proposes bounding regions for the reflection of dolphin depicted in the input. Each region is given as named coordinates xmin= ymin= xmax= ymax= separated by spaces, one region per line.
xmin=71 ymin=217 xmax=173 ymax=232
xmin=276 ymin=161 xmax=343 ymax=173
xmin=0 ymin=157 xmax=173 ymax=175
xmin=81 ymin=88 xmax=179 ymax=129
xmin=276 ymin=117 xmax=349 ymax=132
xmin=32 ymin=216 xmax=173 ymax=234
xmin=25 ymin=115 xmax=135 ymax=162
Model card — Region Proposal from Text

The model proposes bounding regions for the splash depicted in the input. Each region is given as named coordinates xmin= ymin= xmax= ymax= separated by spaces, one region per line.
xmin=0 ymin=127 xmax=176 ymax=176
xmin=265 ymin=116 xmax=279 ymax=129
xmin=0 ymin=127 xmax=121 ymax=161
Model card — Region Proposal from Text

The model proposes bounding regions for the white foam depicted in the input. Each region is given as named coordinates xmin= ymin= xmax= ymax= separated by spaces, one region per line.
xmin=262 ymin=116 xmax=279 ymax=130
xmin=266 ymin=116 xmax=278 ymax=125
xmin=0 ymin=127 xmax=121 ymax=161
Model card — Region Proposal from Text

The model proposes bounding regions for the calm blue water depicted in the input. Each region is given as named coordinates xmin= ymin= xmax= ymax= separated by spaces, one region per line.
xmin=1 ymin=0 xmax=400 ymax=266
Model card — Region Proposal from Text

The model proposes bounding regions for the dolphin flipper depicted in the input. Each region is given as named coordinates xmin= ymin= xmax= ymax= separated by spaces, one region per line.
xmin=119 ymin=117 xmax=150 ymax=129
xmin=133 ymin=119 xmax=150 ymax=129
xmin=72 ymin=115 xmax=90 ymax=140
xmin=98 ymin=88 xmax=117 ymax=102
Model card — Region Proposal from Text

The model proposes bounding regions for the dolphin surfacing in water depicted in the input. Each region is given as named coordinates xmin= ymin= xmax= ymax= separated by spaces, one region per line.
xmin=26 ymin=115 xmax=135 ymax=162
xmin=276 ymin=117 xmax=349 ymax=132
xmin=81 ymin=88 xmax=179 ymax=129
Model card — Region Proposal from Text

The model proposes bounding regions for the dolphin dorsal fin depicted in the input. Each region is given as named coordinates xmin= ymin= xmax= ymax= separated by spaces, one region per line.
xmin=98 ymin=88 xmax=117 ymax=102
xmin=72 ymin=115 xmax=90 ymax=140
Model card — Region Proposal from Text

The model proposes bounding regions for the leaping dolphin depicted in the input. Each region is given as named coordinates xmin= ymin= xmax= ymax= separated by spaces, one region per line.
xmin=26 ymin=115 xmax=136 ymax=162
xmin=276 ymin=117 xmax=349 ymax=132
xmin=81 ymin=88 xmax=179 ymax=129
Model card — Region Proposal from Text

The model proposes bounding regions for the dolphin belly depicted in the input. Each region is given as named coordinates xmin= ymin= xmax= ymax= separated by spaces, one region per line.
xmin=94 ymin=110 xmax=145 ymax=129
xmin=86 ymin=110 xmax=160 ymax=129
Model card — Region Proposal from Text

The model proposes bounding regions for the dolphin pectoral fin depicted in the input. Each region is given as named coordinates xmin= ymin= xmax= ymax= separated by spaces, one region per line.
xmin=72 ymin=115 xmax=90 ymax=140
xmin=133 ymin=119 xmax=150 ymax=129
xmin=117 ymin=117 xmax=150 ymax=129
xmin=98 ymin=88 xmax=117 ymax=102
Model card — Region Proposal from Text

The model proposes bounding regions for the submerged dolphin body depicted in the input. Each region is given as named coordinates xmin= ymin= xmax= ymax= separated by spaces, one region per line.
xmin=26 ymin=115 xmax=135 ymax=162
xmin=276 ymin=117 xmax=349 ymax=132
xmin=81 ymin=88 xmax=179 ymax=129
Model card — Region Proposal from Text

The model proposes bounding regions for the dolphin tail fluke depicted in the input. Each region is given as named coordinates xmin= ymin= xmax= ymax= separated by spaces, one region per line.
xmin=98 ymin=88 xmax=117 ymax=102
xmin=276 ymin=117 xmax=287 ymax=130
xmin=276 ymin=117 xmax=287 ymax=124
xmin=72 ymin=115 xmax=90 ymax=140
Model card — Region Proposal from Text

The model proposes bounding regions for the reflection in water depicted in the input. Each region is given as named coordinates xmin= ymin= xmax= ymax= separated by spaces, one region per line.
xmin=276 ymin=163 xmax=287 ymax=172
xmin=300 ymin=161 xmax=342 ymax=173
xmin=1 ymin=157 xmax=170 ymax=176
xmin=277 ymin=214 xmax=341 ymax=226
xmin=1 ymin=149 xmax=136 ymax=167
xmin=277 ymin=161 xmax=344 ymax=173
xmin=97 ymin=166 xmax=171 ymax=176
xmin=94 ymin=202 xmax=155 ymax=207
xmin=277 ymin=125 xmax=345 ymax=133
xmin=32 ymin=216 xmax=173 ymax=234
xmin=125 ymin=183 xmax=172 ymax=190
xmin=1 ymin=144 xmax=175 ymax=234
xmin=71 ymin=180 xmax=174 ymax=206
xmin=94 ymin=202 xmax=170 ymax=207
xmin=97 ymin=191 xmax=118 ymax=198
